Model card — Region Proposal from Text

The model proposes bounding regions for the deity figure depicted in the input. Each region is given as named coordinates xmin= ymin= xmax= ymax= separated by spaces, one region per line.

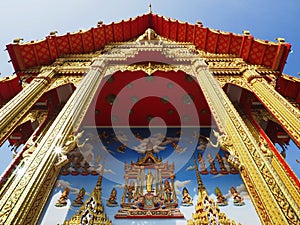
xmin=198 ymin=153 xmax=208 ymax=175
xmin=136 ymin=28 xmax=162 ymax=44
xmin=62 ymin=130 xmax=89 ymax=155
xmin=72 ymin=188 xmax=86 ymax=206
xmin=216 ymin=153 xmax=228 ymax=174
xmin=181 ymin=187 xmax=193 ymax=206
xmin=206 ymin=130 xmax=233 ymax=153
xmin=164 ymin=179 xmax=172 ymax=203
xmin=146 ymin=170 xmax=154 ymax=193
xmin=126 ymin=180 xmax=135 ymax=203
xmin=215 ymin=187 xmax=227 ymax=206
xmin=106 ymin=188 xmax=118 ymax=207
xmin=207 ymin=153 xmax=218 ymax=175
xmin=225 ymin=153 xmax=238 ymax=174
xmin=55 ymin=187 xmax=69 ymax=207
xmin=230 ymin=186 xmax=245 ymax=206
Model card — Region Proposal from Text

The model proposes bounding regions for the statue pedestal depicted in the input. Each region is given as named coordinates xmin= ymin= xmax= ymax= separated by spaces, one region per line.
xmin=114 ymin=208 xmax=184 ymax=219
xmin=115 ymin=193 xmax=184 ymax=219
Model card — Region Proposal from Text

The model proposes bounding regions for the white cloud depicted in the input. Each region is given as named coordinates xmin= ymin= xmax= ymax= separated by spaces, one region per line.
xmin=224 ymin=183 xmax=250 ymax=199
xmin=174 ymin=180 xmax=191 ymax=195
xmin=132 ymin=134 xmax=181 ymax=153
xmin=174 ymin=146 xmax=187 ymax=154
xmin=79 ymin=143 xmax=94 ymax=163
xmin=212 ymin=174 xmax=224 ymax=179
xmin=56 ymin=180 xmax=80 ymax=194
xmin=186 ymin=165 xmax=195 ymax=171
xmin=104 ymin=168 xmax=116 ymax=174
xmin=223 ymin=157 xmax=230 ymax=171
xmin=114 ymin=132 xmax=129 ymax=144
xmin=40 ymin=191 xmax=71 ymax=225
xmin=114 ymin=184 xmax=125 ymax=189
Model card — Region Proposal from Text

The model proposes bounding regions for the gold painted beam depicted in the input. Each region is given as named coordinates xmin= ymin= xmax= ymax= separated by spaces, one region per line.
xmin=244 ymin=69 xmax=300 ymax=147
xmin=0 ymin=59 xmax=107 ymax=225
xmin=193 ymin=60 xmax=300 ymax=225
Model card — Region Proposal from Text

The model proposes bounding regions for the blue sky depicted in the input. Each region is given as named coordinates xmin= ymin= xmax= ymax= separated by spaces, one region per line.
xmin=0 ymin=0 xmax=299 ymax=77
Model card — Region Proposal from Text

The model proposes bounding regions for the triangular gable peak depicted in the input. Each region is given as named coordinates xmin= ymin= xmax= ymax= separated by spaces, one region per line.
xmin=6 ymin=12 xmax=290 ymax=74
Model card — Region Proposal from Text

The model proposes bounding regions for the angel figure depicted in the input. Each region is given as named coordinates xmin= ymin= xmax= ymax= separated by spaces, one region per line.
xmin=206 ymin=130 xmax=233 ymax=152
xmin=62 ymin=130 xmax=89 ymax=155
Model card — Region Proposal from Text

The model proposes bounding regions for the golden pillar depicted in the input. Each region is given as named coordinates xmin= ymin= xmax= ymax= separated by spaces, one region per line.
xmin=243 ymin=69 xmax=300 ymax=147
xmin=0 ymin=67 xmax=56 ymax=146
xmin=0 ymin=59 xmax=107 ymax=225
xmin=192 ymin=59 xmax=300 ymax=225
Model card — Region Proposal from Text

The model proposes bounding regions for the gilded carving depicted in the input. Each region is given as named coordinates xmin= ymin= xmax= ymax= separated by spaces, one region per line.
xmin=0 ymin=32 xmax=299 ymax=225
xmin=244 ymin=69 xmax=300 ymax=146
xmin=48 ymin=76 xmax=83 ymax=90
xmin=193 ymin=62 xmax=300 ymax=224
xmin=123 ymin=62 xmax=185 ymax=75
xmin=0 ymin=68 xmax=56 ymax=146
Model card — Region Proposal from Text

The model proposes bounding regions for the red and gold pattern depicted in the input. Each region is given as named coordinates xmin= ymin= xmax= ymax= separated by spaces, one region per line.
xmin=7 ymin=13 xmax=291 ymax=74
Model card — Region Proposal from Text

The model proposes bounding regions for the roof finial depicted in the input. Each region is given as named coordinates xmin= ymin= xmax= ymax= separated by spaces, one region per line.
xmin=148 ymin=3 xmax=152 ymax=13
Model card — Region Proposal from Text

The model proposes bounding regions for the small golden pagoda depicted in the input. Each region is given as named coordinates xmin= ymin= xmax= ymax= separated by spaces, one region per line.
xmin=63 ymin=165 xmax=112 ymax=225
xmin=187 ymin=157 xmax=241 ymax=225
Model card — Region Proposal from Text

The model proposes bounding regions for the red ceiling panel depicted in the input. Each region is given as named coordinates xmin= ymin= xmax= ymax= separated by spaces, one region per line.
xmin=229 ymin=35 xmax=242 ymax=55
xmin=284 ymin=81 xmax=299 ymax=99
xmin=151 ymin=14 xmax=159 ymax=32
xmin=82 ymin=30 xmax=95 ymax=53
xmin=105 ymin=24 xmax=114 ymax=43
xmin=206 ymin=29 xmax=218 ymax=53
xmin=153 ymin=15 xmax=163 ymax=35
xmin=169 ymin=20 xmax=177 ymax=41
xmin=56 ymin=34 xmax=71 ymax=55
xmin=0 ymin=75 xmax=22 ymax=101
xmin=248 ymin=40 xmax=266 ymax=65
xmin=20 ymin=45 xmax=37 ymax=68
xmin=216 ymin=33 xmax=230 ymax=54
xmin=69 ymin=33 xmax=84 ymax=54
xmin=113 ymin=22 xmax=124 ymax=42
xmin=35 ymin=40 xmax=52 ymax=65
xmin=177 ymin=22 xmax=187 ymax=42
xmin=240 ymin=36 xmax=253 ymax=60
xmin=275 ymin=75 xmax=300 ymax=102
xmin=194 ymin=26 xmax=206 ymax=49
xmin=84 ymin=69 xmax=211 ymax=127
xmin=130 ymin=19 xmax=139 ymax=38
xmin=186 ymin=24 xmax=194 ymax=43
xmin=262 ymin=45 xmax=277 ymax=68
xmin=46 ymin=36 xmax=58 ymax=60
xmin=162 ymin=18 xmax=170 ymax=38
xmin=93 ymin=27 xmax=106 ymax=49
xmin=122 ymin=20 xmax=132 ymax=41
xmin=137 ymin=15 xmax=149 ymax=34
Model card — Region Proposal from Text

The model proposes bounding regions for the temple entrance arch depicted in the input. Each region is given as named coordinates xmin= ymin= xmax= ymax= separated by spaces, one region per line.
xmin=0 ymin=27 xmax=299 ymax=225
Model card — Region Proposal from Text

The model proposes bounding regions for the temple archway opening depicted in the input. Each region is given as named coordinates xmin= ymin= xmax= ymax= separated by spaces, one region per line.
xmin=0 ymin=83 xmax=76 ymax=186
xmin=224 ymin=83 xmax=300 ymax=179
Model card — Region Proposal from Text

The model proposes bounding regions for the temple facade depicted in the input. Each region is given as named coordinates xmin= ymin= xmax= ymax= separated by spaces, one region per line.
xmin=0 ymin=9 xmax=299 ymax=225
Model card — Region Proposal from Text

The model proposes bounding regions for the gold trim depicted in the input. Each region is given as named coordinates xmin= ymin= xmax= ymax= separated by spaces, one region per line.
xmin=244 ymin=69 xmax=300 ymax=146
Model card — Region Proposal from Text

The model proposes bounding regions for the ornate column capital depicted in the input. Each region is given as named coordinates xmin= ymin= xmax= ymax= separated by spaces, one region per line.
xmin=243 ymin=68 xmax=262 ymax=83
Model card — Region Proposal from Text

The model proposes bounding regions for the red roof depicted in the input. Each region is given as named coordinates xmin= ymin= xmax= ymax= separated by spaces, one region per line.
xmin=275 ymin=75 xmax=300 ymax=106
xmin=0 ymin=75 xmax=22 ymax=106
xmin=7 ymin=13 xmax=291 ymax=74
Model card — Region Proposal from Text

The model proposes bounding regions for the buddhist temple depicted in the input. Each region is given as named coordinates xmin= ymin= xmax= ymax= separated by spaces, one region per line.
xmin=0 ymin=6 xmax=299 ymax=225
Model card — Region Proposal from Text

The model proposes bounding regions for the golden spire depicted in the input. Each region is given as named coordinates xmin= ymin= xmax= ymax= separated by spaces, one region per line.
xmin=193 ymin=154 xmax=205 ymax=193
xmin=63 ymin=160 xmax=111 ymax=225
xmin=148 ymin=3 xmax=152 ymax=13
xmin=188 ymin=154 xmax=240 ymax=225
